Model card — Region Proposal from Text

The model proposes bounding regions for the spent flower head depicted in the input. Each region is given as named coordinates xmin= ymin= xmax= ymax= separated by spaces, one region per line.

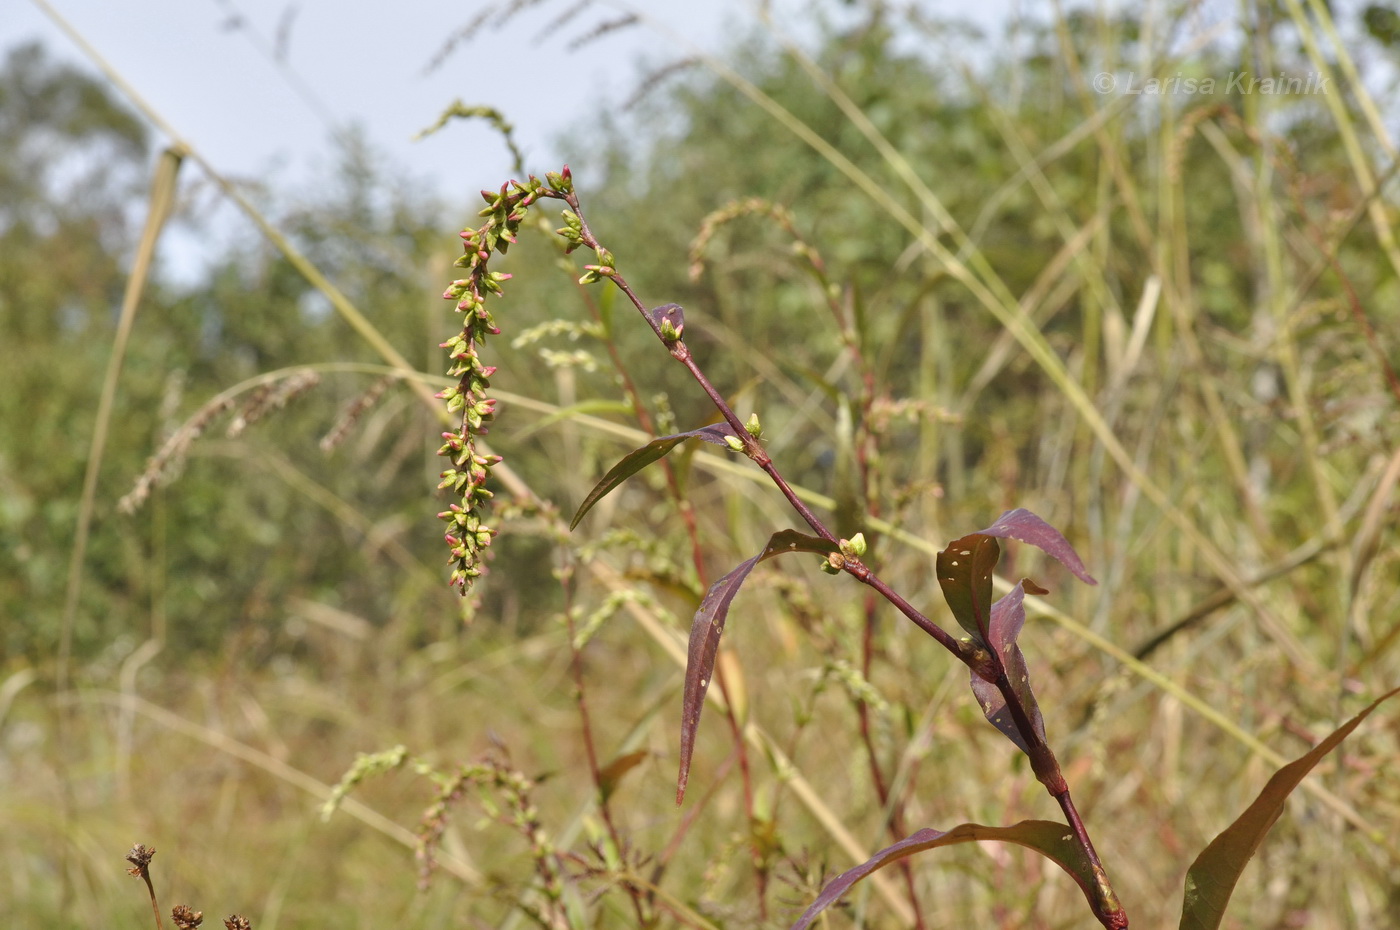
xmin=125 ymin=843 xmax=156 ymax=877
xmin=172 ymin=905 xmax=204 ymax=929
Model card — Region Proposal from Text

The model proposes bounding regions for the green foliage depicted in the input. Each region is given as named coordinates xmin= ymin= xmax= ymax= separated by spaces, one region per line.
xmin=1 ymin=42 xmax=151 ymax=660
xmin=6 ymin=0 xmax=1400 ymax=927
xmin=0 ymin=49 xmax=468 ymax=661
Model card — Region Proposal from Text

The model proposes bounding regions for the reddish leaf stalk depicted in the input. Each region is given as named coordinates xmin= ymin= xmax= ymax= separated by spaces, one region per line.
xmin=572 ymin=284 xmax=711 ymax=587
xmin=568 ymin=277 xmax=769 ymax=911
xmin=543 ymin=176 xmax=1125 ymax=928
xmin=992 ymin=664 xmax=1122 ymax=928
xmin=558 ymin=187 xmax=775 ymax=914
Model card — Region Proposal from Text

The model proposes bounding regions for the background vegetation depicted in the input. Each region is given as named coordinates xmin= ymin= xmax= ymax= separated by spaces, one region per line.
xmin=3 ymin=1 xmax=1399 ymax=926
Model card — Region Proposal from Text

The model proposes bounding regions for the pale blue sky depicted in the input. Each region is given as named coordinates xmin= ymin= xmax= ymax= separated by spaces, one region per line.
xmin=5 ymin=0 xmax=1034 ymax=281
xmin=5 ymin=1 xmax=1041 ymax=192
xmin=4 ymin=1 xmax=798 ymax=198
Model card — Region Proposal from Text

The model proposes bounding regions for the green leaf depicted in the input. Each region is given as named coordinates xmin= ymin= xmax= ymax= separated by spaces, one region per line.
xmin=792 ymin=820 xmax=1122 ymax=930
xmin=935 ymin=533 xmax=1000 ymax=644
xmin=570 ymin=424 xmax=737 ymax=530
xmin=677 ymin=529 xmax=837 ymax=804
xmin=1180 ymin=685 xmax=1400 ymax=930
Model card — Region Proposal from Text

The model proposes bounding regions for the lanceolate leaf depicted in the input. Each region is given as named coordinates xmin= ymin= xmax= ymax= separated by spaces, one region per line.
xmin=1180 ymin=686 xmax=1400 ymax=930
xmin=969 ymin=581 xmax=1047 ymax=754
xmin=569 ymin=424 xmax=738 ymax=530
xmin=792 ymin=820 xmax=1115 ymax=930
xmin=988 ymin=577 xmax=1045 ymax=655
xmin=939 ymin=510 xmax=1094 ymax=753
xmin=677 ymin=529 xmax=837 ymax=804
xmin=977 ymin=508 xmax=1097 ymax=585
xmin=936 ymin=533 xmax=1000 ymax=643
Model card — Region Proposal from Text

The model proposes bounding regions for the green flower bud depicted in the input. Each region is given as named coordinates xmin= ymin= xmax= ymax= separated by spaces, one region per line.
xmin=841 ymin=533 xmax=867 ymax=557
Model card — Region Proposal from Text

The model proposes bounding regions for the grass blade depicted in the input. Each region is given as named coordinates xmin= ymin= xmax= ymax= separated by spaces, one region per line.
xmin=1180 ymin=686 xmax=1400 ymax=930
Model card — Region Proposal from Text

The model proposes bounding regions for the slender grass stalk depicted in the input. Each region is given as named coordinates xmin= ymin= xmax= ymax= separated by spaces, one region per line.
xmin=622 ymin=0 xmax=1318 ymax=674
xmin=59 ymin=146 xmax=183 ymax=691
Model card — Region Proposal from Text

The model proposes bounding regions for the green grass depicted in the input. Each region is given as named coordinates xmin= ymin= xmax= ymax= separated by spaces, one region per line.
xmin=5 ymin=1 xmax=1400 ymax=927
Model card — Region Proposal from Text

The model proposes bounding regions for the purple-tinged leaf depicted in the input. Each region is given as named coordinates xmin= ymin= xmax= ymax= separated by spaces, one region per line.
xmin=677 ymin=529 xmax=837 ymax=804
xmin=792 ymin=820 xmax=1120 ymax=930
xmin=936 ymin=533 xmax=1000 ymax=644
xmin=968 ymin=580 xmax=1047 ymax=755
xmin=647 ymin=303 xmax=685 ymax=339
xmin=1180 ymin=686 xmax=1400 ymax=930
xmin=977 ymin=508 xmax=1097 ymax=585
xmin=988 ymin=577 xmax=1040 ymax=654
xmin=969 ymin=648 xmax=1046 ymax=755
xmin=570 ymin=424 xmax=737 ymax=530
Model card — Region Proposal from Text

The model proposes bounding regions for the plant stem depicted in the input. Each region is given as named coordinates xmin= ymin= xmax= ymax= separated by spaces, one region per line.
xmin=559 ymin=187 xmax=773 ymax=917
xmin=552 ymin=182 xmax=1125 ymax=927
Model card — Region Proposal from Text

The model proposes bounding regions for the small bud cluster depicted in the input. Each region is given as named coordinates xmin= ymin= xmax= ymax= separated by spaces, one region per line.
xmin=822 ymin=533 xmax=867 ymax=574
xmin=437 ymin=173 xmax=559 ymax=593
xmin=415 ymin=755 xmax=564 ymax=904
xmin=551 ymin=171 xmax=619 ymax=287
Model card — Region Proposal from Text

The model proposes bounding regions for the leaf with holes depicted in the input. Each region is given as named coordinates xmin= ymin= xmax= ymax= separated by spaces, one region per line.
xmin=792 ymin=820 xmax=1120 ymax=930
xmin=569 ymin=423 xmax=738 ymax=530
xmin=677 ymin=529 xmax=837 ymax=803
xmin=968 ymin=580 xmax=1048 ymax=754
xmin=936 ymin=533 xmax=1001 ymax=644
xmin=1180 ymin=686 xmax=1400 ymax=930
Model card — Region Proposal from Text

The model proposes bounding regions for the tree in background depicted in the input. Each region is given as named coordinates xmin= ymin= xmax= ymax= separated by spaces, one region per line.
xmin=3 ymin=0 xmax=1399 ymax=923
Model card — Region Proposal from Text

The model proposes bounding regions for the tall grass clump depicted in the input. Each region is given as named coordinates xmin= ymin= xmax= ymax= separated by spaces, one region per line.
xmin=6 ymin=1 xmax=1400 ymax=928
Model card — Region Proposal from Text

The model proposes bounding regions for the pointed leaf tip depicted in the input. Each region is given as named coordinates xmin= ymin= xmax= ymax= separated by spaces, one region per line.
xmin=569 ymin=423 xmax=738 ymax=529
xmin=978 ymin=508 xmax=1097 ymax=585
xmin=792 ymin=820 xmax=1112 ymax=930
xmin=1179 ymin=685 xmax=1400 ymax=930
xmin=677 ymin=529 xmax=836 ymax=804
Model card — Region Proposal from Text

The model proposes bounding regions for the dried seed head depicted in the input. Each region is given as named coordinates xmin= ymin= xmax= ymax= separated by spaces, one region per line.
xmin=172 ymin=904 xmax=204 ymax=929
xmin=124 ymin=843 xmax=155 ymax=876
